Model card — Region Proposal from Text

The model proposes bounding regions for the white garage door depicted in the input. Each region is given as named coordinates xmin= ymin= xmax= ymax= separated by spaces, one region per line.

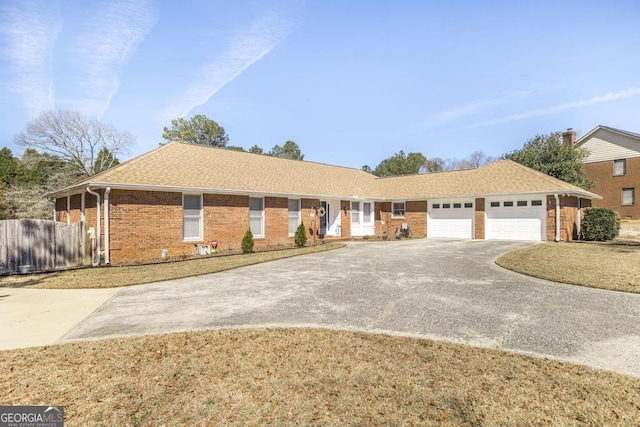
xmin=428 ymin=201 xmax=474 ymax=239
xmin=485 ymin=199 xmax=546 ymax=241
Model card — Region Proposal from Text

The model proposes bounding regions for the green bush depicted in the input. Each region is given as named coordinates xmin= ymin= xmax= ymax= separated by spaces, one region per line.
xmin=294 ymin=222 xmax=307 ymax=247
xmin=241 ymin=229 xmax=254 ymax=253
xmin=581 ymin=207 xmax=620 ymax=241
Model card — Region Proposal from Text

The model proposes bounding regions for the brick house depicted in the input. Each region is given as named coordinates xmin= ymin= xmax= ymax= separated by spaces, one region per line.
xmin=573 ymin=125 xmax=640 ymax=219
xmin=50 ymin=142 xmax=599 ymax=265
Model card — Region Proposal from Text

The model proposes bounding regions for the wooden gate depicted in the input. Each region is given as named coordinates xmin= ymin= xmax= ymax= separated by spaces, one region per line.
xmin=0 ymin=220 xmax=89 ymax=274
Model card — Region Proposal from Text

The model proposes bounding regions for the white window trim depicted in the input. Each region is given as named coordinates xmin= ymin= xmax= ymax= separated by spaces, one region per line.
xmin=182 ymin=193 xmax=203 ymax=241
xmin=288 ymin=199 xmax=301 ymax=237
xmin=249 ymin=197 xmax=265 ymax=238
xmin=392 ymin=201 xmax=406 ymax=219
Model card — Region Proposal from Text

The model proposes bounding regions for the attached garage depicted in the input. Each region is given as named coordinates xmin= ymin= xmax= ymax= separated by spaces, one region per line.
xmin=485 ymin=197 xmax=546 ymax=241
xmin=427 ymin=200 xmax=475 ymax=239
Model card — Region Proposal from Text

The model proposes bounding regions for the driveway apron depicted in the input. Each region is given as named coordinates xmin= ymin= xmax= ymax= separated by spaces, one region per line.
xmin=60 ymin=240 xmax=640 ymax=377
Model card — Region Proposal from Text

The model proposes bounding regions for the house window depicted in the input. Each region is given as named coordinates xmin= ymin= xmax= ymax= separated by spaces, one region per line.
xmin=614 ymin=159 xmax=626 ymax=176
xmin=531 ymin=200 xmax=543 ymax=206
xmin=443 ymin=203 xmax=451 ymax=209
xmin=622 ymin=188 xmax=635 ymax=206
xmin=490 ymin=201 xmax=500 ymax=208
xmin=517 ymin=201 xmax=528 ymax=207
xmin=392 ymin=202 xmax=405 ymax=218
xmin=183 ymin=194 xmax=202 ymax=241
xmin=503 ymin=201 xmax=514 ymax=207
xmin=249 ymin=197 xmax=264 ymax=237
xmin=464 ymin=202 xmax=473 ymax=208
xmin=453 ymin=203 xmax=462 ymax=208
xmin=288 ymin=199 xmax=300 ymax=236
xmin=432 ymin=203 xmax=440 ymax=209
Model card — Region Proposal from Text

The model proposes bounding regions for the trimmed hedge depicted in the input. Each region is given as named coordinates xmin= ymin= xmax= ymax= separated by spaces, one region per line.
xmin=581 ymin=207 xmax=620 ymax=241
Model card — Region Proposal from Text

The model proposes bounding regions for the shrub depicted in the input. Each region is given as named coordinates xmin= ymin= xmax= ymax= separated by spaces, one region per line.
xmin=294 ymin=222 xmax=307 ymax=247
xmin=581 ymin=207 xmax=620 ymax=241
xmin=241 ymin=229 xmax=254 ymax=253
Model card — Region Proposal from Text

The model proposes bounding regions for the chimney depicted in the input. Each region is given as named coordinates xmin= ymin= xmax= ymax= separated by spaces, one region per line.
xmin=562 ymin=128 xmax=576 ymax=147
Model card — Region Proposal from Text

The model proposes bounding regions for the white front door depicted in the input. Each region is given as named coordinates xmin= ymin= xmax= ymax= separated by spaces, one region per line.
xmin=320 ymin=200 xmax=342 ymax=237
xmin=351 ymin=201 xmax=374 ymax=236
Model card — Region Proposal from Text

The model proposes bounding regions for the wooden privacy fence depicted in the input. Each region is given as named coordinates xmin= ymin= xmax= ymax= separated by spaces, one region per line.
xmin=0 ymin=219 xmax=90 ymax=274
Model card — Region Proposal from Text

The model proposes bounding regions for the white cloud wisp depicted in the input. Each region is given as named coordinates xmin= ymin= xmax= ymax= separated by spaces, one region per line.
xmin=0 ymin=1 xmax=62 ymax=116
xmin=162 ymin=11 xmax=293 ymax=121
xmin=471 ymin=87 xmax=640 ymax=128
xmin=74 ymin=0 xmax=158 ymax=118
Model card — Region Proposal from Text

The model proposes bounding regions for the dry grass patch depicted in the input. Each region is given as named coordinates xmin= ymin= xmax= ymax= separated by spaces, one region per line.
xmin=1 ymin=328 xmax=639 ymax=426
xmin=496 ymin=242 xmax=640 ymax=293
xmin=0 ymin=243 xmax=345 ymax=290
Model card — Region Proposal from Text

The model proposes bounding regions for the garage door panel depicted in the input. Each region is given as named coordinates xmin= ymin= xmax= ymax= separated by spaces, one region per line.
xmin=428 ymin=201 xmax=475 ymax=239
xmin=486 ymin=201 xmax=545 ymax=241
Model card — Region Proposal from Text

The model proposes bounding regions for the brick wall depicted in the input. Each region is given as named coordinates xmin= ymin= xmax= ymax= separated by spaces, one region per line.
xmin=545 ymin=195 xmax=587 ymax=241
xmin=375 ymin=201 xmax=427 ymax=239
xmin=584 ymin=157 xmax=640 ymax=219
xmin=340 ymin=200 xmax=351 ymax=238
xmin=474 ymin=198 xmax=485 ymax=239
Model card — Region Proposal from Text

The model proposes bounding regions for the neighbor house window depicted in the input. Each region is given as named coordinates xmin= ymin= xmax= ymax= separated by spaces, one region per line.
xmin=490 ymin=201 xmax=500 ymax=208
xmin=443 ymin=203 xmax=451 ymax=209
xmin=464 ymin=202 xmax=473 ymax=208
xmin=351 ymin=201 xmax=360 ymax=224
xmin=249 ymin=197 xmax=264 ymax=237
xmin=288 ymin=199 xmax=300 ymax=236
xmin=531 ymin=200 xmax=543 ymax=206
xmin=614 ymin=159 xmax=626 ymax=176
xmin=517 ymin=200 xmax=528 ymax=207
xmin=432 ymin=203 xmax=440 ymax=209
xmin=453 ymin=203 xmax=462 ymax=208
xmin=622 ymin=188 xmax=635 ymax=205
xmin=392 ymin=202 xmax=405 ymax=218
xmin=503 ymin=201 xmax=514 ymax=207
xmin=183 ymin=194 xmax=202 ymax=241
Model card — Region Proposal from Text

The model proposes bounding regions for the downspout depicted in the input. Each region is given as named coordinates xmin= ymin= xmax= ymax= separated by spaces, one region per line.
xmin=576 ymin=198 xmax=581 ymax=240
xmin=81 ymin=193 xmax=86 ymax=222
xmin=66 ymin=195 xmax=71 ymax=224
xmin=86 ymin=187 xmax=101 ymax=267
xmin=104 ymin=187 xmax=111 ymax=266
xmin=554 ymin=194 xmax=560 ymax=242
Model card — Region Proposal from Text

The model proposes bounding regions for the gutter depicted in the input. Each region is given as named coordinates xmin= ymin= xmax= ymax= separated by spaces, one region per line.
xmin=86 ymin=186 xmax=101 ymax=267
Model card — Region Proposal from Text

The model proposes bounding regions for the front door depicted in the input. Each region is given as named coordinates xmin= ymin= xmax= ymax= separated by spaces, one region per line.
xmin=320 ymin=201 xmax=329 ymax=236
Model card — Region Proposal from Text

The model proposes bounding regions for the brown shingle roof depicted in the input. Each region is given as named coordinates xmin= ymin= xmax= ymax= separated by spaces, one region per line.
xmin=52 ymin=141 xmax=600 ymax=200
xmin=376 ymin=159 xmax=600 ymax=199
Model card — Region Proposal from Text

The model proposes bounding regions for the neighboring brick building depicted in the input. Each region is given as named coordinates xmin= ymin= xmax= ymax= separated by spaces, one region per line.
xmin=50 ymin=142 xmax=600 ymax=265
xmin=574 ymin=125 xmax=640 ymax=219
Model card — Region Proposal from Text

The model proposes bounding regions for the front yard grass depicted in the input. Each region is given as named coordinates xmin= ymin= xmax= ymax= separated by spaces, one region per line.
xmin=0 ymin=243 xmax=345 ymax=289
xmin=1 ymin=328 xmax=639 ymax=425
xmin=496 ymin=242 xmax=640 ymax=293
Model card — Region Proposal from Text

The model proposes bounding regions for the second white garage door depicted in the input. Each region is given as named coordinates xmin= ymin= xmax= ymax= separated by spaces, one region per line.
xmin=485 ymin=198 xmax=546 ymax=241
xmin=428 ymin=200 xmax=474 ymax=239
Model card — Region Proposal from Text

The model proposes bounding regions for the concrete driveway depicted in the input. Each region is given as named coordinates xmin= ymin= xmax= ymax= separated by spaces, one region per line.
xmin=5 ymin=239 xmax=640 ymax=377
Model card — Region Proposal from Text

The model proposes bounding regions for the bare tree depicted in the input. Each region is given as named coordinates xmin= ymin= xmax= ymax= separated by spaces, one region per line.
xmin=14 ymin=110 xmax=133 ymax=177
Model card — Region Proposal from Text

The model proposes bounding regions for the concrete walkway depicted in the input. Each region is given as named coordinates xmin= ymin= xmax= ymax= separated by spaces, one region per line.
xmin=0 ymin=287 xmax=119 ymax=350
xmin=2 ymin=240 xmax=640 ymax=378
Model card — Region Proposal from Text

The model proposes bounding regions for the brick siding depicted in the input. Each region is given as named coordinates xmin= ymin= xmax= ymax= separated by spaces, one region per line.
xmin=474 ymin=198 xmax=485 ymax=239
xmin=584 ymin=158 xmax=640 ymax=219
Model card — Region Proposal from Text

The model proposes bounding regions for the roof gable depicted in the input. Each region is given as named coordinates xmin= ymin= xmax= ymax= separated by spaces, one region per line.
xmin=576 ymin=125 xmax=640 ymax=163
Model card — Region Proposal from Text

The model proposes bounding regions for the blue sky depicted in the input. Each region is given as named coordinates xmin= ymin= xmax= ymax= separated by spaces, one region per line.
xmin=1 ymin=0 xmax=639 ymax=169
